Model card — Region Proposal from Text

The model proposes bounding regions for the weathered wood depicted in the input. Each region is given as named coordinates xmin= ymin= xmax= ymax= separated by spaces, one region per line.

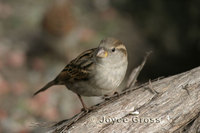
xmin=49 ymin=66 xmax=200 ymax=133
xmin=188 ymin=115 xmax=200 ymax=133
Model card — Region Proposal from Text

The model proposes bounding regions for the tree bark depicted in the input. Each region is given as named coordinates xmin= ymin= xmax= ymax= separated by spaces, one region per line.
xmin=49 ymin=66 xmax=200 ymax=133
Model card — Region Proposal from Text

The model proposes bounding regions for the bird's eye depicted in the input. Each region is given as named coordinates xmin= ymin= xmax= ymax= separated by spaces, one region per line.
xmin=112 ymin=48 xmax=115 ymax=52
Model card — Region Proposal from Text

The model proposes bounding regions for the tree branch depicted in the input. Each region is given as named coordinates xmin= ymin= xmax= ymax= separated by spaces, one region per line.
xmin=47 ymin=66 xmax=200 ymax=133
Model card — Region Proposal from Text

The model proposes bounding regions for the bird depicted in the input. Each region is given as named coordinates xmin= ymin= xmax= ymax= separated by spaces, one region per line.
xmin=33 ymin=37 xmax=128 ymax=111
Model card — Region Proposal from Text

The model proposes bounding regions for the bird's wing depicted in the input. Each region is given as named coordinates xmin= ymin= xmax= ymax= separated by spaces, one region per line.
xmin=55 ymin=48 xmax=97 ymax=84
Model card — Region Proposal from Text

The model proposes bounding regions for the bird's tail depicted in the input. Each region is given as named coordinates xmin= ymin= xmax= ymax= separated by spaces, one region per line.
xmin=33 ymin=80 xmax=56 ymax=96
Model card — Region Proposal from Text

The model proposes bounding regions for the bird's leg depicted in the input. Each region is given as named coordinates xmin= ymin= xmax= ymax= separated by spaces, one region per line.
xmin=103 ymin=91 xmax=120 ymax=100
xmin=103 ymin=94 xmax=110 ymax=100
xmin=77 ymin=94 xmax=88 ymax=112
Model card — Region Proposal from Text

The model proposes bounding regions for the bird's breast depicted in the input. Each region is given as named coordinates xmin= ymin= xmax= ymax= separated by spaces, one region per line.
xmin=93 ymin=60 xmax=127 ymax=91
xmin=66 ymin=59 xmax=127 ymax=96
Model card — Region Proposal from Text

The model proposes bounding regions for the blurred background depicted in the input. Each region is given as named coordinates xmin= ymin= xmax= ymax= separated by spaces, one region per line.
xmin=0 ymin=0 xmax=200 ymax=132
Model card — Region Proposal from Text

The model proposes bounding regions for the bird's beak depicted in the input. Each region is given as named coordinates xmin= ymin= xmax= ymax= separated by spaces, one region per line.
xmin=97 ymin=48 xmax=108 ymax=58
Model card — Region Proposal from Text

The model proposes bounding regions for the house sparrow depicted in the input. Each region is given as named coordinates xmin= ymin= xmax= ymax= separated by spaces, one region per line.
xmin=33 ymin=37 xmax=128 ymax=111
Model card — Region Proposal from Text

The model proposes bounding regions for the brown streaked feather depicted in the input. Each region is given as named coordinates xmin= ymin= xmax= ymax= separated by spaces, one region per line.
xmin=33 ymin=80 xmax=56 ymax=96
xmin=55 ymin=48 xmax=97 ymax=83
xmin=116 ymin=44 xmax=127 ymax=55
xmin=100 ymin=38 xmax=127 ymax=55
xmin=33 ymin=48 xmax=97 ymax=96
xmin=111 ymin=40 xmax=127 ymax=55
xmin=112 ymin=40 xmax=123 ymax=47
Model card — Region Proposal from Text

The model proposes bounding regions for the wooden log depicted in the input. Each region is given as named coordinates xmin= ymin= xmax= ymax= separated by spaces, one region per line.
xmin=49 ymin=66 xmax=200 ymax=133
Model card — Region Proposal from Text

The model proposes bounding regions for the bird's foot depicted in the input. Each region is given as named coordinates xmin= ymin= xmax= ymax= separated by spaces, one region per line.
xmin=103 ymin=91 xmax=120 ymax=100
